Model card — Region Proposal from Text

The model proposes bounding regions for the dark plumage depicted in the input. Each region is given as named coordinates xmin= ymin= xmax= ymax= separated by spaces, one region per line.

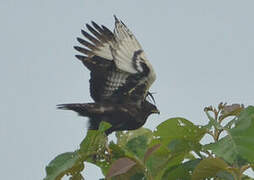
xmin=57 ymin=100 xmax=159 ymax=135
xmin=58 ymin=16 xmax=159 ymax=135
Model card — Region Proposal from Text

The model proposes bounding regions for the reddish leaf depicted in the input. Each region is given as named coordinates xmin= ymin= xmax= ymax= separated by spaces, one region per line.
xmin=106 ymin=157 xmax=136 ymax=178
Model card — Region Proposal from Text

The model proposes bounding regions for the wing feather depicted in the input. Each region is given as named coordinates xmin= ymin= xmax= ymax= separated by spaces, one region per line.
xmin=77 ymin=37 xmax=98 ymax=50
xmin=75 ymin=16 xmax=156 ymax=102
xmin=74 ymin=46 xmax=93 ymax=56
xmin=81 ymin=29 xmax=102 ymax=46
xmin=86 ymin=24 xmax=107 ymax=43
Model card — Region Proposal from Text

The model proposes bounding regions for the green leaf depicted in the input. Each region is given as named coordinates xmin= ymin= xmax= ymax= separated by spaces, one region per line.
xmin=143 ymin=118 xmax=205 ymax=179
xmin=204 ymin=136 xmax=238 ymax=164
xmin=192 ymin=158 xmax=231 ymax=180
xmin=80 ymin=122 xmax=109 ymax=153
xmin=145 ymin=144 xmax=184 ymax=179
xmin=70 ymin=173 xmax=84 ymax=180
xmin=116 ymin=128 xmax=153 ymax=147
xmin=79 ymin=129 xmax=107 ymax=157
xmin=44 ymin=152 xmax=84 ymax=180
xmin=125 ymin=135 xmax=148 ymax=159
xmin=145 ymin=144 xmax=170 ymax=178
xmin=109 ymin=142 xmax=126 ymax=159
xmin=115 ymin=128 xmax=153 ymax=160
xmin=152 ymin=118 xmax=205 ymax=157
xmin=79 ymin=122 xmax=109 ymax=155
xmin=229 ymin=106 xmax=254 ymax=163
xmin=216 ymin=171 xmax=234 ymax=180
xmin=78 ymin=122 xmax=111 ymax=175
xmin=154 ymin=118 xmax=205 ymax=146
xmin=98 ymin=121 xmax=112 ymax=132
xmin=144 ymin=144 xmax=161 ymax=162
xmin=130 ymin=173 xmax=146 ymax=180
xmin=162 ymin=159 xmax=201 ymax=180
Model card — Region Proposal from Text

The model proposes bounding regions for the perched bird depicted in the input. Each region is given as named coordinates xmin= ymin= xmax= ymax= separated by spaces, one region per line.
xmin=58 ymin=16 xmax=159 ymax=135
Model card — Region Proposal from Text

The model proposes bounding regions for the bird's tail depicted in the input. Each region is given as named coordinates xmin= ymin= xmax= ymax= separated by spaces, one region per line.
xmin=57 ymin=103 xmax=91 ymax=116
xmin=57 ymin=103 xmax=101 ymax=130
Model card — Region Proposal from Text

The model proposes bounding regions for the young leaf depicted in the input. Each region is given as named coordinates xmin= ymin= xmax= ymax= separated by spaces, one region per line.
xmin=220 ymin=104 xmax=244 ymax=120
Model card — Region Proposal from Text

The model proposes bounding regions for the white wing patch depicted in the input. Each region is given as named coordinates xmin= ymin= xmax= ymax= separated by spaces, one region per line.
xmin=75 ymin=16 xmax=156 ymax=100
xmin=111 ymin=17 xmax=146 ymax=74
xmin=93 ymin=42 xmax=113 ymax=60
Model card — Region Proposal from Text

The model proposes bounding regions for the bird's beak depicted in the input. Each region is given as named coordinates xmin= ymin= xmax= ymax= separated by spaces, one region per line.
xmin=152 ymin=109 xmax=160 ymax=114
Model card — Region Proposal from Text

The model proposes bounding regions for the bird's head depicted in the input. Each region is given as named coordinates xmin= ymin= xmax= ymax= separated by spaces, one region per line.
xmin=142 ymin=100 xmax=160 ymax=117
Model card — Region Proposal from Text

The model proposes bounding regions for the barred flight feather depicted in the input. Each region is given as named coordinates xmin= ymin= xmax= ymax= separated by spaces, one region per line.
xmin=75 ymin=15 xmax=156 ymax=102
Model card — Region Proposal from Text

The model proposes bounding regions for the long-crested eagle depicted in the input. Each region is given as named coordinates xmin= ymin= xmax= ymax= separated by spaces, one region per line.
xmin=58 ymin=16 xmax=159 ymax=135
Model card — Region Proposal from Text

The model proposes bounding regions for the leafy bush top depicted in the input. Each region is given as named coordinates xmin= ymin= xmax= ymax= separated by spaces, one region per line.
xmin=44 ymin=103 xmax=254 ymax=180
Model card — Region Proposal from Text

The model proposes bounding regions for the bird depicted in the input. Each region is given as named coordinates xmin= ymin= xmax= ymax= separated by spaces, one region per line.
xmin=58 ymin=16 xmax=159 ymax=135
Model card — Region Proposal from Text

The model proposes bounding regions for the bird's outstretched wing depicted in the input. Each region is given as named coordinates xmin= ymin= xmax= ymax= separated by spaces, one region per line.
xmin=74 ymin=16 xmax=156 ymax=103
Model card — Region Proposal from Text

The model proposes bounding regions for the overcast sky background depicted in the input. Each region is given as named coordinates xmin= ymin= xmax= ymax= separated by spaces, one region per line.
xmin=1 ymin=0 xmax=254 ymax=179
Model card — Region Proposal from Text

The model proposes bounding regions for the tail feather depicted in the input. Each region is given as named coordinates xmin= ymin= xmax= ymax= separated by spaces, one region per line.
xmin=57 ymin=103 xmax=89 ymax=116
xmin=57 ymin=103 xmax=102 ymax=131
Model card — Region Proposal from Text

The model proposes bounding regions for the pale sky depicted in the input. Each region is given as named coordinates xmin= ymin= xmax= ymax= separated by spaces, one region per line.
xmin=1 ymin=0 xmax=254 ymax=179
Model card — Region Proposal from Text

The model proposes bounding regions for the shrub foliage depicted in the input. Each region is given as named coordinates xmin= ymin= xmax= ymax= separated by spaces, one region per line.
xmin=44 ymin=103 xmax=254 ymax=180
